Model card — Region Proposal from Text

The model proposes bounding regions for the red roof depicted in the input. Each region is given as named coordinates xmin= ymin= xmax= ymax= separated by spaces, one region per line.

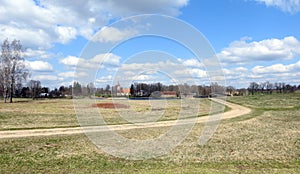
xmin=122 ymin=88 xmax=130 ymax=93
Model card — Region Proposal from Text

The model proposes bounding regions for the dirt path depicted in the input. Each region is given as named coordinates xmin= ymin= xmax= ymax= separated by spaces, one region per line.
xmin=0 ymin=99 xmax=251 ymax=139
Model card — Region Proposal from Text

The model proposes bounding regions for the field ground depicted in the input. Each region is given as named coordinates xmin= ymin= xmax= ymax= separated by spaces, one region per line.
xmin=0 ymin=98 xmax=225 ymax=130
xmin=0 ymin=94 xmax=299 ymax=173
xmin=0 ymin=98 xmax=248 ymax=139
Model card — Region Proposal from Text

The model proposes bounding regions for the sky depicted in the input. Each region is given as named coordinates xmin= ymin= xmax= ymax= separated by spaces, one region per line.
xmin=1 ymin=0 xmax=300 ymax=89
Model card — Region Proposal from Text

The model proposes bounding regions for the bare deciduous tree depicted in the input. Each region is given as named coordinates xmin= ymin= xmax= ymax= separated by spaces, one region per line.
xmin=0 ymin=39 xmax=29 ymax=103
xmin=28 ymin=80 xmax=41 ymax=99
xmin=248 ymin=82 xmax=259 ymax=95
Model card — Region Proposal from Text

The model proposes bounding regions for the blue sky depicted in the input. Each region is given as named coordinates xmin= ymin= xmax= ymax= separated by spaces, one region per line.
xmin=1 ymin=0 xmax=300 ymax=89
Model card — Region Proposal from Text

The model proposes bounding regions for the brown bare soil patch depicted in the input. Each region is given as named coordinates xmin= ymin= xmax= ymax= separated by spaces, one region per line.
xmin=92 ymin=103 xmax=129 ymax=109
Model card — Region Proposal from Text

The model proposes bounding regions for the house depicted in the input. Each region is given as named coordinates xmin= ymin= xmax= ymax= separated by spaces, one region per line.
xmin=112 ymin=82 xmax=130 ymax=96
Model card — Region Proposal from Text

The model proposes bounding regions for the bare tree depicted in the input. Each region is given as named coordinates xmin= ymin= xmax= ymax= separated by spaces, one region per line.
xmin=0 ymin=39 xmax=29 ymax=103
xmin=248 ymin=82 xmax=257 ymax=95
xmin=73 ymin=81 xmax=82 ymax=96
xmin=87 ymin=82 xmax=95 ymax=96
xmin=259 ymin=82 xmax=266 ymax=93
xmin=28 ymin=80 xmax=41 ymax=99
xmin=265 ymin=81 xmax=273 ymax=94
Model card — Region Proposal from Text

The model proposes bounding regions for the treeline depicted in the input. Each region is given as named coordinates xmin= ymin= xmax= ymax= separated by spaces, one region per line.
xmin=130 ymin=82 xmax=164 ymax=97
xmin=247 ymin=81 xmax=300 ymax=95
xmin=2 ymin=79 xmax=300 ymax=102
xmin=129 ymin=81 xmax=300 ymax=98
xmin=1 ymin=80 xmax=71 ymax=99
xmin=129 ymin=82 xmax=225 ymax=98
xmin=12 ymin=81 xmax=97 ymax=99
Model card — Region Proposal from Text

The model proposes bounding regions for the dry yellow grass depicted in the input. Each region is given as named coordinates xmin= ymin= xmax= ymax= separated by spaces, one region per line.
xmin=0 ymin=98 xmax=220 ymax=129
xmin=0 ymin=94 xmax=299 ymax=173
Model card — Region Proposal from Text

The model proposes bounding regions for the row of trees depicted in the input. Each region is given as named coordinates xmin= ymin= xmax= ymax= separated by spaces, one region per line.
xmin=2 ymin=81 xmax=90 ymax=99
xmin=2 ymin=78 xmax=300 ymax=102
xmin=128 ymin=81 xmax=300 ymax=98
xmin=248 ymin=81 xmax=299 ymax=95
xmin=130 ymin=82 xmax=164 ymax=97
xmin=129 ymin=82 xmax=225 ymax=97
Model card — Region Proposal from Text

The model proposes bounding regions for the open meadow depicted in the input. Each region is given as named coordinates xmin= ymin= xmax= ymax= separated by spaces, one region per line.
xmin=0 ymin=94 xmax=299 ymax=173
xmin=0 ymin=98 xmax=224 ymax=130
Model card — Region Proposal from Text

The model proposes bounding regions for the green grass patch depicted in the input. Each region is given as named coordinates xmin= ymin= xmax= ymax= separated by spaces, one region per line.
xmin=0 ymin=98 xmax=224 ymax=130
xmin=0 ymin=94 xmax=299 ymax=173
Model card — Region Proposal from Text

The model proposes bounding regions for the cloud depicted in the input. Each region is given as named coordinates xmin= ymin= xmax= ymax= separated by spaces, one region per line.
xmin=23 ymin=48 xmax=53 ymax=59
xmin=55 ymin=26 xmax=77 ymax=44
xmin=178 ymin=58 xmax=204 ymax=68
xmin=92 ymin=27 xmax=139 ymax=43
xmin=0 ymin=0 xmax=189 ymax=87
xmin=95 ymin=74 xmax=154 ymax=85
xmin=0 ymin=24 xmax=52 ymax=49
xmin=103 ymin=59 xmax=210 ymax=86
xmin=252 ymin=64 xmax=288 ymax=74
xmin=58 ymin=71 xmax=88 ymax=78
xmin=60 ymin=56 xmax=82 ymax=66
xmin=223 ymin=67 xmax=248 ymax=75
xmin=33 ymin=75 xmax=63 ymax=81
xmin=218 ymin=36 xmax=300 ymax=64
xmin=132 ymin=74 xmax=154 ymax=81
xmin=174 ymin=68 xmax=207 ymax=78
xmin=103 ymin=0 xmax=189 ymax=17
xmin=0 ymin=0 xmax=188 ymax=48
xmin=252 ymin=60 xmax=300 ymax=74
xmin=26 ymin=61 xmax=53 ymax=72
xmin=255 ymin=0 xmax=300 ymax=14
xmin=95 ymin=75 xmax=113 ymax=83
xmin=61 ymin=53 xmax=121 ymax=68
xmin=90 ymin=53 xmax=121 ymax=66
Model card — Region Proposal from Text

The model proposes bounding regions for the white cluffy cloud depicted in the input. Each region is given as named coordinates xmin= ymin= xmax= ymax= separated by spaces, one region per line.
xmin=23 ymin=48 xmax=53 ymax=59
xmin=26 ymin=61 xmax=53 ymax=72
xmin=60 ymin=53 xmax=121 ymax=68
xmin=218 ymin=36 xmax=300 ymax=64
xmin=0 ymin=0 xmax=189 ymax=88
xmin=177 ymin=58 xmax=204 ymax=68
xmin=58 ymin=71 xmax=88 ymax=78
xmin=33 ymin=75 xmax=63 ymax=81
xmin=55 ymin=26 xmax=77 ymax=44
xmin=252 ymin=60 xmax=300 ymax=74
xmin=0 ymin=0 xmax=189 ymax=48
xmin=255 ymin=0 xmax=300 ymax=14
xmin=96 ymin=58 xmax=209 ymax=86
xmin=92 ymin=27 xmax=139 ymax=43
xmin=60 ymin=56 xmax=81 ymax=66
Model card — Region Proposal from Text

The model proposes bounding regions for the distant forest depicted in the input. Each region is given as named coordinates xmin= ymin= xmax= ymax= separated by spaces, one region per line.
xmin=1 ymin=80 xmax=299 ymax=101
xmin=129 ymin=81 xmax=300 ymax=98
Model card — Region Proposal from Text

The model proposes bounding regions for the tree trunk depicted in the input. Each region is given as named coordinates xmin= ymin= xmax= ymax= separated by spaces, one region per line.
xmin=10 ymin=82 xmax=13 ymax=103
xmin=4 ymin=88 xmax=8 ymax=103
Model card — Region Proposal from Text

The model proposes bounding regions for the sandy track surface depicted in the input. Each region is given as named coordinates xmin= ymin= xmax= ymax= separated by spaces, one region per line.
xmin=0 ymin=99 xmax=251 ymax=139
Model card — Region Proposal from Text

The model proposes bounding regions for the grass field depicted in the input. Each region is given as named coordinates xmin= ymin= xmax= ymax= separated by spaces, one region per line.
xmin=0 ymin=94 xmax=299 ymax=173
xmin=0 ymin=98 xmax=224 ymax=130
xmin=0 ymin=99 xmax=78 ymax=130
